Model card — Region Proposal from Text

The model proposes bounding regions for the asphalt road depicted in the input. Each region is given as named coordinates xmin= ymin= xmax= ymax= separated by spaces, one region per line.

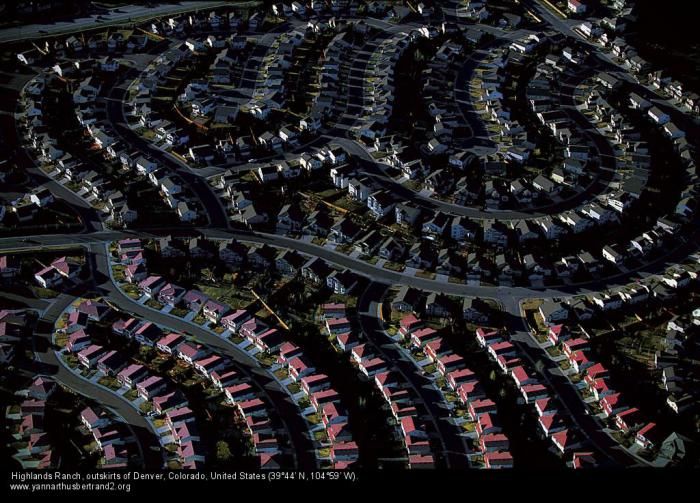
xmin=1 ymin=222 xmax=697 ymax=305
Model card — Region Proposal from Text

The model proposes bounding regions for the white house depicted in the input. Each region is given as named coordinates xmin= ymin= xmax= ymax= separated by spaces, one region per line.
xmin=567 ymin=0 xmax=586 ymax=14
xmin=647 ymin=106 xmax=670 ymax=125
xmin=177 ymin=201 xmax=197 ymax=222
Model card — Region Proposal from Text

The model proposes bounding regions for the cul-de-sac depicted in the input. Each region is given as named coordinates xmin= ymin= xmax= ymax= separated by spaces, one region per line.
xmin=1 ymin=0 xmax=698 ymax=475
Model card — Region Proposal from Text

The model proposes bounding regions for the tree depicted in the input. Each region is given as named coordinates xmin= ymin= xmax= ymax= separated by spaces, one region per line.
xmin=201 ymin=267 xmax=215 ymax=283
xmin=534 ymin=359 xmax=545 ymax=374
xmin=216 ymin=440 xmax=232 ymax=461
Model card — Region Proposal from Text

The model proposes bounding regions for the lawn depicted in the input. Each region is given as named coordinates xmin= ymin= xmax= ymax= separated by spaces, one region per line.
xmin=124 ymin=389 xmax=139 ymax=401
xmin=197 ymin=284 xmax=252 ymax=310
xmin=146 ymin=298 xmax=164 ymax=311
xmin=462 ymin=421 xmax=476 ymax=433
xmin=383 ymin=261 xmax=405 ymax=272
xmin=444 ymin=392 xmax=458 ymax=403
xmin=97 ymin=376 xmax=121 ymax=391
xmin=33 ymin=287 xmax=58 ymax=299
xmin=62 ymin=353 xmax=79 ymax=369
xmin=255 ymin=353 xmax=276 ymax=367
xmin=112 ymin=265 xmax=126 ymax=282
xmin=328 ymin=294 xmax=356 ymax=309
xmin=415 ymin=270 xmax=436 ymax=280
xmin=55 ymin=333 xmax=68 ymax=348
xmin=122 ymin=284 xmax=141 ymax=300
xmin=170 ymin=307 xmax=189 ymax=318
xmin=334 ymin=244 xmax=353 ymax=255
xmin=534 ymin=332 xmax=550 ymax=345
xmin=521 ymin=298 xmax=543 ymax=311
xmin=546 ymin=346 xmax=563 ymax=358
xmin=164 ymin=443 xmax=179 ymax=453
xmin=55 ymin=316 xmax=67 ymax=330
xmin=315 ymin=188 xmax=342 ymax=199
xmin=332 ymin=198 xmax=365 ymax=213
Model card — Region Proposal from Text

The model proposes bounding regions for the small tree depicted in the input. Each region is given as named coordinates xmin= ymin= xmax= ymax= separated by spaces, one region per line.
xmin=202 ymin=267 xmax=217 ymax=283
xmin=216 ymin=440 xmax=232 ymax=462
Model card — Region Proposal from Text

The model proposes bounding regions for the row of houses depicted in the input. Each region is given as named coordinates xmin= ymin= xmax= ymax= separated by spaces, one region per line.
xmin=79 ymin=405 xmax=141 ymax=468
xmin=34 ymin=256 xmax=82 ymax=289
xmin=391 ymin=286 xmax=492 ymax=323
xmin=591 ymin=16 xmax=700 ymax=116
xmin=314 ymin=300 xmax=439 ymax=467
xmin=654 ymin=308 xmax=700 ymax=417
xmin=539 ymin=264 xmax=700 ymax=327
xmin=20 ymin=62 xmax=148 ymax=225
xmin=253 ymin=143 xmax=348 ymax=185
xmin=17 ymin=27 xmax=150 ymax=67
xmin=475 ymin=326 xmax=586 ymax=457
xmin=277 ymin=337 xmax=360 ymax=467
xmin=240 ymin=28 xmax=307 ymax=122
xmin=7 ymin=377 xmax=58 ymax=469
xmin=353 ymin=341 xmax=436 ymax=466
xmin=17 ymin=69 xmax=139 ymax=226
xmin=68 ymin=303 xmax=286 ymax=469
xmin=56 ymin=297 xmax=214 ymax=468
xmin=399 ymin=314 xmax=514 ymax=468
xmin=3 ymin=179 xmax=56 ymax=222
xmin=0 ymin=309 xmax=29 ymax=367
xmin=544 ymin=325 xmax=669 ymax=453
